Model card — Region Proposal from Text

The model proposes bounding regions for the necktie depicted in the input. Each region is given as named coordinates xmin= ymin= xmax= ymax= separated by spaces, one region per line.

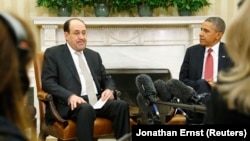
xmin=204 ymin=48 xmax=213 ymax=80
xmin=75 ymin=52 xmax=97 ymax=105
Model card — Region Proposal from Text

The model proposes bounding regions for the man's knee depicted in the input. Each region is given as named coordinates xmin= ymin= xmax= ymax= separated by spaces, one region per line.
xmin=77 ymin=103 xmax=96 ymax=118
xmin=118 ymin=100 xmax=129 ymax=109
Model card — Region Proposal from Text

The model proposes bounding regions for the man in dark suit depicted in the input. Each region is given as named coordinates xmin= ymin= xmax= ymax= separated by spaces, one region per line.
xmin=179 ymin=17 xmax=233 ymax=124
xmin=41 ymin=18 xmax=130 ymax=141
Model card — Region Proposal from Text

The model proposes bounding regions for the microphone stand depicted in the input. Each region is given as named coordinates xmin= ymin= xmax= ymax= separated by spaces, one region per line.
xmin=155 ymin=101 xmax=206 ymax=114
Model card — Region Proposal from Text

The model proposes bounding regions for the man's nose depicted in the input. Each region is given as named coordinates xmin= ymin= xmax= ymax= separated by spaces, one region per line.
xmin=78 ymin=33 xmax=86 ymax=38
xmin=199 ymin=31 xmax=203 ymax=37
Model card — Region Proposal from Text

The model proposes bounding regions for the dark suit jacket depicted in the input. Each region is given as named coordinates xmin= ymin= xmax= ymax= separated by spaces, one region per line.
xmin=41 ymin=44 xmax=116 ymax=123
xmin=204 ymin=86 xmax=250 ymax=124
xmin=179 ymin=42 xmax=233 ymax=94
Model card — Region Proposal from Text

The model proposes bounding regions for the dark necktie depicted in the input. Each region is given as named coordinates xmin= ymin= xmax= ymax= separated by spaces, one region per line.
xmin=204 ymin=48 xmax=213 ymax=80
xmin=75 ymin=52 xmax=97 ymax=105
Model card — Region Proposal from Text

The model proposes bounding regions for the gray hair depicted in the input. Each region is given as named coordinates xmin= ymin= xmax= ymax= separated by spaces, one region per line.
xmin=205 ymin=17 xmax=226 ymax=33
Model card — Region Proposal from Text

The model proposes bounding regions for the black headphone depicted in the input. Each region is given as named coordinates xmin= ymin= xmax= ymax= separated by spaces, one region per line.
xmin=0 ymin=12 xmax=30 ymax=94
xmin=0 ymin=12 xmax=29 ymax=50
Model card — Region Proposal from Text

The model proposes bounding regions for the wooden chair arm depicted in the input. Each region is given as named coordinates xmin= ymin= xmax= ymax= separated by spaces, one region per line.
xmin=114 ymin=90 xmax=122 ymax=100
xmin=38 ymin=91 xmax=68 ymax=128
xmin=37 ymin=89 xmax=121 ymax=128
xmin=37 ymin=91 xmax=49 ymax=101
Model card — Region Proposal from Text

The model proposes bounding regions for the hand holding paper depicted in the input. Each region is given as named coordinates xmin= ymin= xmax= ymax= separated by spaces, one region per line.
xmin=93 ymin=94 xmax=111 ymax=109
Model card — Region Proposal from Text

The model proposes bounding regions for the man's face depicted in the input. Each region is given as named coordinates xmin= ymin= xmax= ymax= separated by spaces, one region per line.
xmin=64 ymin=20 xmax=87 ymax=52
xmin=199 ymin=21 xmax=222 ymax=47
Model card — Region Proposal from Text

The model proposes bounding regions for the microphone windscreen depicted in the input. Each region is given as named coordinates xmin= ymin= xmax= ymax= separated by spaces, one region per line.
xmin=136 ymin=92 xmax=154 ymax=124
xmin=135 ymin=74 xmax=157 ymax=103
xmin=154 ymin=79 xmax=172 ymax=102
xmin=166 ymin=79 xmax=196 ymax=104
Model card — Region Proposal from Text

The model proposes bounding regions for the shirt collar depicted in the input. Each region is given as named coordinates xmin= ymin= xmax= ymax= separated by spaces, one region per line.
xmin=206 ymin=42 xmax=220 ymax=55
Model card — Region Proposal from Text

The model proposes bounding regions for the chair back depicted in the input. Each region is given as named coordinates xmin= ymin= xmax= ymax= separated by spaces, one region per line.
xmin=34 ymin=52 xmax=44 ymax=92
xmin=34 ymin=52 xmax=46 ymax=126
xmin=34 ymin=52 xmax=79 ymax=140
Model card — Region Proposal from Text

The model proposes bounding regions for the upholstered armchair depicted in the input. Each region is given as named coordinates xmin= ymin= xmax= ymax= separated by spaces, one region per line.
xmin=34 ymin=52 xmax=136 ymax=141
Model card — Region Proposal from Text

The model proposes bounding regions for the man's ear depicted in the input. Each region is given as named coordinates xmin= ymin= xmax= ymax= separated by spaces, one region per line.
xmin=216 ymin=32 xmax=223 ymax=40
xmin=64 ymin=32 xmax=69 ymax=39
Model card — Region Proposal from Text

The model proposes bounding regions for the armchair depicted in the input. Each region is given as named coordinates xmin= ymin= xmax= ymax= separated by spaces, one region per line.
xmin=34 ymin=52 xmax=136 ymax=141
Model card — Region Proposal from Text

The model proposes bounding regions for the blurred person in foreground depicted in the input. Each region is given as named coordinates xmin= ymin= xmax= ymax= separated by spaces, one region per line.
xmin=204 ymin=0 xmax=250 ymax=124
xmin=0 ymin=12 xmax=36 ymax=140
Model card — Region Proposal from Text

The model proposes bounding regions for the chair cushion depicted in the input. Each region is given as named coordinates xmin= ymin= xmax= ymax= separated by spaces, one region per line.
xmin=94 ymin=118 xmax=114 ymax=137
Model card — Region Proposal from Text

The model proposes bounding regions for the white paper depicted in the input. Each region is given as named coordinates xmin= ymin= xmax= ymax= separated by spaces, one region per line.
xmin=93 ymin=95 xmax=110 ymax=109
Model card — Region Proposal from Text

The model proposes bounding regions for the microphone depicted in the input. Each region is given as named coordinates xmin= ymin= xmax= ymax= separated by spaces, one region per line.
xmin=135 ymin=74 xmax=157 ymax=103
xmin=154 ymin=79 xmax=172 ymax=102
xmin=152 ymin=103 xmax=160 ymax=116
xmin=154 ymin=79 xmax=206 ymax=114
xmin=136 ymin=92 xmax=161 ymax=124
xmin=135 ymin=74 xmax=161 ymax=124
xmin=165 ymin=79 xmax=197 ymax=104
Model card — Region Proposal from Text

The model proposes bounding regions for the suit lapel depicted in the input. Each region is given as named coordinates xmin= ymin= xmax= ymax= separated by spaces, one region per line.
xmin=197 ymin=46 xmax=206 ymax=78
xmin=61 ymin=45 xmax=81 ymax=83
xmin=83 ymin=49 xmax=95 ymax=79
xmin=218 ymin=43 xmax=226 ymax=70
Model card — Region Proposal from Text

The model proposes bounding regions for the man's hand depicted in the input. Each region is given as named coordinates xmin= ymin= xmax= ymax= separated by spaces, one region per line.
xmin=68 ymin=94 xmax=86 ymax=110
xmin=206 ymin=78 xmax=215 ymax=87
xmin=101 ymin=89 xmax=114 ymax=101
